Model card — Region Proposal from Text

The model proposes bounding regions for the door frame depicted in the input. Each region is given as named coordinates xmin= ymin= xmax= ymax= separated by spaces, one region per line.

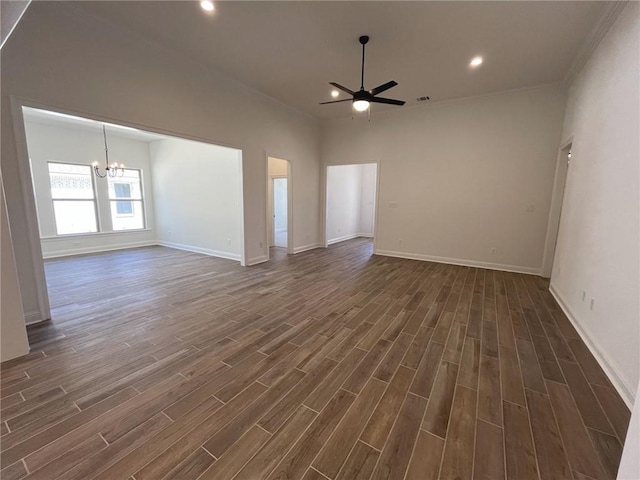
xmin=323 ymin=162 xmax=379 ymax=249
xmin=8 ymin=96 xmax=248 ymax=324
xmin=265 ymin=155 xmax=293 ymax=259
xmin=541 ymin=137 xmax=573 ymax=278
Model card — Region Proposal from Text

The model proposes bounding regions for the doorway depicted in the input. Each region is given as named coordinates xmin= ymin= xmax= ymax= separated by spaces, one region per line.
xmin=541 ymin=141 xmax=572 ymax=277
xmin=267 ymin=156 xmax=292 ymax=256
xmin=14 ymin=103 xmax=246 ymax=325
xmin=272 ymin=177 xmax=288 ymax=248
xmin=325 ymin=163 xmax=377 ymax=247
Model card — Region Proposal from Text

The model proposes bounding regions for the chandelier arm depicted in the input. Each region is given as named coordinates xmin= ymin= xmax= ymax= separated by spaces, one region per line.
xmin=93 ymin=124 xmax=125 ymax=179
xmin=93 ymin=165 xmax=107 ymax=178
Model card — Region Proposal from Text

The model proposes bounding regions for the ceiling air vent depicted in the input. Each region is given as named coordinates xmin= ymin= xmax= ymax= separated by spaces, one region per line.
xmin=416 ymin=96 xmax=430 ymax=102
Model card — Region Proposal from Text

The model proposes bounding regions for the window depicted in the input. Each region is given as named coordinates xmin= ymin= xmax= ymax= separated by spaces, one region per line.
xmin=113 ymin=184 xmax=133 ymax=214
xmin=48 ymin=163 xmax=98 ymax=235
xmin=108 ymin=169 xmax=145 ymax=230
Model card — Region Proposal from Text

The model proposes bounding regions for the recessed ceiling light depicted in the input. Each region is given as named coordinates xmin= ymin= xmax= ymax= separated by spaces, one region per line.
xmin=470 ymin=56 xmax=483 ymax=67
xmin=331 ymin=90 xmax=339 ymax=98
xmin=200 ymin=1 xmax=214 ymax=12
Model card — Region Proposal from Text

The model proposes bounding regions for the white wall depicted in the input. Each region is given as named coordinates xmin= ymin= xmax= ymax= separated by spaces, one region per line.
xmin=327 ymin=165 xmax=362 ymax=244
xmin=618 ymin=384 xmax=640 ymax=480
xmin=1 ymin=2 xmax=321 ymax=323
xmin=150 ymin=138 xmax=243 ymax=261
xmin=24 ymin=120 xmax=157 ymax=258
xmin=322 ymin=85 xmax=566 ymax=273
xmin=0 ymin=0 xmax=31 ymax=360
xmin=359 ymin=163 xmax=377 ymax=236
xmin=550 ymin=3 xmax=639 ymax=406
xmin=1 ymin=176 xmax=30 ymax=361
xmin=268 ymin=157 xmax=288 ymax=177
xmin=326 ymin=163 xmax=376 ymax=244
xmin=0 ymin=0 xmax=30 ymax=48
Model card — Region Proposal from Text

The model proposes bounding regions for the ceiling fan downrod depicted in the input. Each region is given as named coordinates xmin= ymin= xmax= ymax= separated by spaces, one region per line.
xmin=359 ymin=35 xmax=369 ymax=91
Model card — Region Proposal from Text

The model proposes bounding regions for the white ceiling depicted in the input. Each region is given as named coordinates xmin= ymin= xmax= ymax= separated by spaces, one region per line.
xmin=23 ymin=107 xmax=169 ymax=142
xmin=74 ymin=1 xmax=606 ymax=120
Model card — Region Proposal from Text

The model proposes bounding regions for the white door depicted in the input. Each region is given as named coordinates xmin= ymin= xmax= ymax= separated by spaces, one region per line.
xmin=273 ymin=177 xmax=287 ymax=248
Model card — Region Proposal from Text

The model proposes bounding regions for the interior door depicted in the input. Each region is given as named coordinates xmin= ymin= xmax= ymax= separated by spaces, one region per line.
xmin=273 ymin=177 xmax=287 ymax=248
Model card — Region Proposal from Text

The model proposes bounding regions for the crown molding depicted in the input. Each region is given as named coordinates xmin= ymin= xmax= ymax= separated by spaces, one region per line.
xmin=564 ymin=1 xmax=629 ymax=86
xmin=322 ymin=82 xmax=564 ymax=125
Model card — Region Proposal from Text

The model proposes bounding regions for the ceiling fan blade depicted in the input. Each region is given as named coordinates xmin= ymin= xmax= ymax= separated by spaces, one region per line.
xmin=329 ymin=82 xmax=355 ymax=95
xmin=370 ymin=80 xmax=398 ymax=96
xmin=319 ymin=99 xmax=353 ymax=105
xmin=370 ymin=97 xmax=405 ymax=106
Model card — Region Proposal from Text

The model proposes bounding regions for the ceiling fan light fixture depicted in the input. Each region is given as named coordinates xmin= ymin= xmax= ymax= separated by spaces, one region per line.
xmin=331 ymin=90 xmax=339 ymax=98
xmin=320 ymin=35 xmax=405 ymax=111
xmin=470 ymin=56 xmax=483 ymax=67
xmin=353 ymin=99 xmax=370 ymax=112
xmin=200 ymin=0 xmax=215 ymax=12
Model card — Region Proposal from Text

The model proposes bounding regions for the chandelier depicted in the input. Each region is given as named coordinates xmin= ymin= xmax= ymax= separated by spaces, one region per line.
xmin=92 ymin=124 xmax=124 ymax=178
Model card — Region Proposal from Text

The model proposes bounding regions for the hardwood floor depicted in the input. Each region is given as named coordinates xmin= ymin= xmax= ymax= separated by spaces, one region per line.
xmin=0 ymin=239 xmax=630 ymax=479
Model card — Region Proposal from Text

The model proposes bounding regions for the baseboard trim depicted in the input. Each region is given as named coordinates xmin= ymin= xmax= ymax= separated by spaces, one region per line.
xmin=374 ymin=249 xmax=541 ymax=275
xmin=328 ymin=234 xmax=374 ymax=246
xmin=157 ymin=241 xmax=241 ymax=262
xmin=293 ymin=243 xmax=322 ymax=254
xmin=24 ymin=311 xmax=44 ymax=325
xmin=42 ymin=241 xmax=156 ymax=259
xmin=549 ymin=284 xmax=635 ymax=408
xmin=247 ymin=255 xmax=268 ymax=266
xmin=327 ymin=234 xmax=360 ymax=246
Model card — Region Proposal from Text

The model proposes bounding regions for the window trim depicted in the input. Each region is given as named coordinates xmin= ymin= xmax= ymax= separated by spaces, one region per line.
xmin=47 ymin=161 xmax=100 ymax=236
xmin=107 ymin=168 xmax=146 ymax=231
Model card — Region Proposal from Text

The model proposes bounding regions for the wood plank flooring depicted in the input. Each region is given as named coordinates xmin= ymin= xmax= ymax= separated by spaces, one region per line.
xmin=0 ymin=239 xmax=631 ymax=479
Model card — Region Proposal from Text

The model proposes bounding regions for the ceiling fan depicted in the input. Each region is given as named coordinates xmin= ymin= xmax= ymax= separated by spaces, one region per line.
xmin=320 ymin=35 xmax=405 ymax=112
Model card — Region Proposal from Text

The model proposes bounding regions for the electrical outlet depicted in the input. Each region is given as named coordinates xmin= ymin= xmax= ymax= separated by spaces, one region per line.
xmin=582 ymin=291 xmax=586 ymax=301
xmin=526 ymin=204 xmax=535 ymax=212
xmin=491 ymin=248 xmax=497 ymax=255
xmin=227 ymin=238 xmax=231 ymax=245
xmin=259 ymin=241 xmax=263 ymax=248
xmin=388 ymin=201 xmax=398 ymax=209
xmin=590 ymin=299 xmax=595 ymax=310
xmin=398 ymin=239 xmax=403 ymax=245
